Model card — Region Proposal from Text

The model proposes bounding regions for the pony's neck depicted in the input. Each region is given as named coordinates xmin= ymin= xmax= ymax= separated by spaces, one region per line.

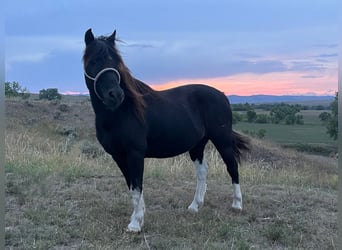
xmin=131 ymin=77 xmax=156 ymax=95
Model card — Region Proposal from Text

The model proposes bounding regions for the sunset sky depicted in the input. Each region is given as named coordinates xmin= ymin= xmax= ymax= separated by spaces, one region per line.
xmin=5 ymin=1 xmax=339 ymax=96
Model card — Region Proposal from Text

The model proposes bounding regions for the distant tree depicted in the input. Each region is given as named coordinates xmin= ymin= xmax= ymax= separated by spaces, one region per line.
xmin=319 ymin=112 xmax=332 ymax=122
xmin=315 ymin=105 xmax=326 ymax=111
xmin=232 ymin=112 xmax=243 ymax=124
xmin=326 ymin=92 xmax=338 ymax=140
xmin=5 ymin=81 xmax=30 ymax=99
xmin=246 ymin=110 xmax=257 ymax=122
xmin=256 ymin=129 xmax=266 ymax=139
xmin=232 ymin=103 xmax=252 ymax=111
xmin=255 ymin=114 xmax=269 ymax=124
xmin=270 ymin=103 xmax=302 ymax=125
xmin=39 ymin=88 xmax=62 ymax=100
xmin=295 ymin=114 xmax=304 ymax=125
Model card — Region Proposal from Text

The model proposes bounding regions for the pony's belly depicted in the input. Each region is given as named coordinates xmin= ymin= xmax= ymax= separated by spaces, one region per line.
xmin=145 ymin=137 xmax=198 ymax=158
xmin=145 ymin=147 xmax=188 ymax=158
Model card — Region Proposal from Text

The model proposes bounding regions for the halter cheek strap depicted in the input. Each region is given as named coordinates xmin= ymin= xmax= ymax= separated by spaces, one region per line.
xmin=84 ymin=68 xmax=121 ymax=101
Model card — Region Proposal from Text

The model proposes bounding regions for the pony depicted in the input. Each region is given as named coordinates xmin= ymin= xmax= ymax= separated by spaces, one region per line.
xmin=82 ymin=29 xmax=249 ymax=232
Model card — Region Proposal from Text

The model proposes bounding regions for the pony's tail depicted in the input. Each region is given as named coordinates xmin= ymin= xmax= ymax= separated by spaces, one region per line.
xmin=232 ymin=131 xmax=250 ymax=163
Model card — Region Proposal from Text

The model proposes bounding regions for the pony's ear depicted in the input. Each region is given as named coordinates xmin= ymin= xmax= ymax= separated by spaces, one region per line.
xmin=107 ymin=30 xmax=116 ymax=44
xmin=85 ymin=28 xmax=95 ymax=46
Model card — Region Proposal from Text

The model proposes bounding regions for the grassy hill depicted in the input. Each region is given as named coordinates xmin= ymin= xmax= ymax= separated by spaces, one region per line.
xmin=5 ymin=97 xmax=337 ymax=249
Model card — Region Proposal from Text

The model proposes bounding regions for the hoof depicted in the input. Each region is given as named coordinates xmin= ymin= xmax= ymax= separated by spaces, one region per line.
xmin=188 ymin=204 xmax=199 ymax=212
xmin=231 ymin=203 xmax=242 ymax=211
xmin=127 ymin=226 xmax=141 ymax=233
xmin=127 ymin=222 xmax=141 ymax=233
xmin=188 ymin=201 xmax=203 ymax=212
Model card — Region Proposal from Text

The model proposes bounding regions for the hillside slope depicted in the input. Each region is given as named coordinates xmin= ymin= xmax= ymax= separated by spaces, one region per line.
xmin=5 ymin=98 xmax=338 ymax=249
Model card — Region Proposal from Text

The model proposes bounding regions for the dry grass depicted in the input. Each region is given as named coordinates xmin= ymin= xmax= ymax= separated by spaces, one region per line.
xmin=5 ymin=99 xmax=338 ymax=249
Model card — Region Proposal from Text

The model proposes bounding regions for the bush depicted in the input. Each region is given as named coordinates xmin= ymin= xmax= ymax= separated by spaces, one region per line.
xmin=39 ymin=88 xmax=62 ymax=100
xmin=80 ymin=141 xmax=105 ymax=158
xmin=319 ymin=112 xmax=331 ymax=122
xmin=5 ymin=81 xmax=30 ymax=99
xmin=242 ymin=129 xmax=266 ymax=139
xmin=232 ymin=112 xmax=243 ymax=124
xmin=246 ymin=110 xmax=257 ymax=123
xmin=270 ymin=103 xmax=301 ymax=125
xmin=327 ymin=92 xmax=338 ymax=140
xmin=58 ymin=104 xmax=70 ymax=112
xmin=55 ymin=126 xmax=77 ymax=137
xmin=255 ymin=114 xmax=269 ymax=123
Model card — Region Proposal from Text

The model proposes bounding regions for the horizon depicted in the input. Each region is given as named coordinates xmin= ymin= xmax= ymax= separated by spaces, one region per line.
xmin=5 ymin=1 xmax=338 ymax=96
xmin=26 ymin=90 xmax=336 ymax=98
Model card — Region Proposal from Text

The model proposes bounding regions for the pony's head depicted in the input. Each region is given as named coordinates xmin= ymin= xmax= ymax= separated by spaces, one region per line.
xmin=83 ymin=29 xmax=124 ymax=110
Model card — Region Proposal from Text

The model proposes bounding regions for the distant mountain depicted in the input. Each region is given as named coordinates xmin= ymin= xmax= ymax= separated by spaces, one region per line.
xmin=227 ymin=95 xmax=334 ymax=104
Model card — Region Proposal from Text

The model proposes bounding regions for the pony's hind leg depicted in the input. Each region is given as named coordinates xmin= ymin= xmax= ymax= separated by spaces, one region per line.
xmin=188 ymin=139 xmax=208 ymax=212
xmin=212 ymin=140 xmax=243 ymax=210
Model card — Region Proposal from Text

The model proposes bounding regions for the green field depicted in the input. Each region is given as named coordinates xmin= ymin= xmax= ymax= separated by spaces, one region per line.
xmin=234 ymin=110 xmax=336 ymax=146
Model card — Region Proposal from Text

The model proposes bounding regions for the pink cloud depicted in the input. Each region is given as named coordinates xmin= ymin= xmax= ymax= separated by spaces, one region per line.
xmin=150 ymin=71 xmax=337 ymax=96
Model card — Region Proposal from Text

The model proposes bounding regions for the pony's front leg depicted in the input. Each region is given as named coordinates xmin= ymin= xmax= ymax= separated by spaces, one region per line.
xmin=188 ymin=158 xmax=208 ymax=212
xmin=126 ymin=152 xmax=145 ymax=233
xmin=128 ymin=188 xmax=145 ymax=232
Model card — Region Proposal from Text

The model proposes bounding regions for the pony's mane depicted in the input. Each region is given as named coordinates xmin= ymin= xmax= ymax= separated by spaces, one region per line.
xmin=83 ymin=35 xmax=157 ymax=120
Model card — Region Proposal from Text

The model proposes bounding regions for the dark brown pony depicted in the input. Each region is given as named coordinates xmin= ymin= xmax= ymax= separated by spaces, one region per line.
xmin=83 ymin=29 xmax=249 ymax=232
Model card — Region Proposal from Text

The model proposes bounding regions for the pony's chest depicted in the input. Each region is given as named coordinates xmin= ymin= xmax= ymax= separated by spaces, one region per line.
xmin=95 ymin=120 xmax=122 ymax=154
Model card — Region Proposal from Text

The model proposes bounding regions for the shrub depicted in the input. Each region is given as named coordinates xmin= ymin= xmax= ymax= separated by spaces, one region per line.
xmin=319 ymin=112 xmax=331 ymax=122
xmin=232 ymin=112 xmax=243 ymax=124
xmin=80 ymin=141 xmax=105 ymax=158
xmin=246 ymin=110 xmax=257 ymax=123
xmin=242 ymin=129 xmax=266 ymax=139
xmin=58 ymin=104 xmax=70 ymax=112
xmin=327 ymin=92 xmax=338 ymax=140
xmin=5 ymin=81 xmax=30 ymax=99
xmin=39 ymin=88 xmax=62 ymax=100
xmin=55 ymin=126 xmax=77 ymax=137
xmin=255 ymin=114 xmax=269 ymax=123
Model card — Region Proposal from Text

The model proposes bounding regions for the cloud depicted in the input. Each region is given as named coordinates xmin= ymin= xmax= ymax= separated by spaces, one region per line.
xmin=123 ymin=42 xmax=157 ymax=49
xmin=301 ymin=75 xmax=323 ymax=79
xmin=315 ymin=53 xmax=338 ymax=58
xmin=287 ymin=61 xmax=325 ymax=72
xmin=5 ymin=35 xmax=83 ymax=67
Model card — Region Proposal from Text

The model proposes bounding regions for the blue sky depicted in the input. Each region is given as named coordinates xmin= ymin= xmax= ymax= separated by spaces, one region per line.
xmin=5 ymin=0 xmax=339 ymax=95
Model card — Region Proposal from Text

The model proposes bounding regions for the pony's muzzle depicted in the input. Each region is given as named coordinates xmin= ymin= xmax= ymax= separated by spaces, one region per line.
xmin=103 ymin=88 xmax=125 ymax=110
xmin=109 ymin=89 xmax=124 ymax=100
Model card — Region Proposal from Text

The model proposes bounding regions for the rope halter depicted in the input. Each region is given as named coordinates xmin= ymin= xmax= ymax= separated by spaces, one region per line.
xmin=84 ymin=68 xmax=121 ymax=101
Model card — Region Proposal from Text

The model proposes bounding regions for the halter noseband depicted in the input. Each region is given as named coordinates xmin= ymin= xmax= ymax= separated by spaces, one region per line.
xmin=84 ymin=68 xmax=121 ymax=101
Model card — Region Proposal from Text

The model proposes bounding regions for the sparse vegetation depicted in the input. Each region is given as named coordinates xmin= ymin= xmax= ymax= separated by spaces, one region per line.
xmin=5 ymin=97 xmax=337 ymax=249
xmin=324 ymin=92 xmax=338 ymax=140
xmin=80 ymin=140 xmax=105 ymax=158
xmin=5 ymin=81 xmax=30 ymax=99
xmin=39 ymin=88 xmax=62 ymax=100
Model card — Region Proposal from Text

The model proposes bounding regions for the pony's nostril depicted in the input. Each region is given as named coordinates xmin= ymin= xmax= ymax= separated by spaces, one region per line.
xmin=108 ymin=90 xmax=124 ymax=100
xmin=109 ymin=91 xmax=115 ymax=98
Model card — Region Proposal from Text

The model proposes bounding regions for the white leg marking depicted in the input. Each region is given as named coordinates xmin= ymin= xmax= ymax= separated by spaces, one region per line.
xmin=188 ymin=159 xmax=208 ymax=212
xmin=127 ymin=189 xmax=145 ymax=232
xmin=232 ymin=183 xmax=242 ymax=210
